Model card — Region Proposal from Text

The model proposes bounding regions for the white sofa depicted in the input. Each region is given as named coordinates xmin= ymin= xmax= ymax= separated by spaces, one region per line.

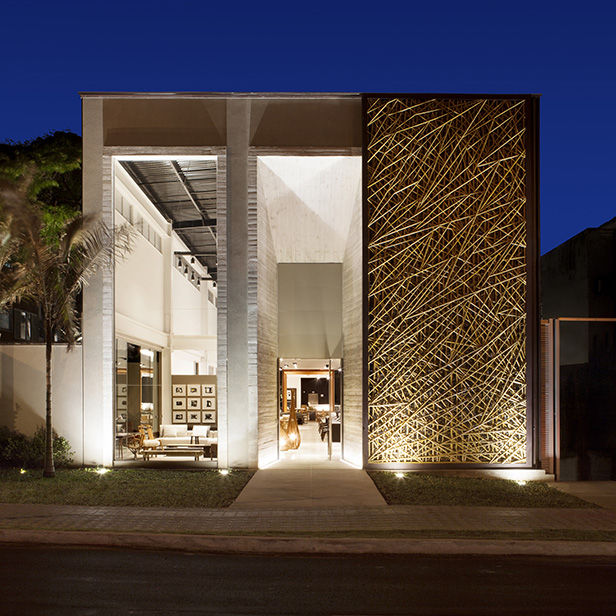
xmin=158 ymin=424 xmax=218 ymax=448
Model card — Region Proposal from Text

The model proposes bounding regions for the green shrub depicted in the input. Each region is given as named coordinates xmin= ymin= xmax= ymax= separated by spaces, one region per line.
xmin=0 ymin=426 xmax=74 ymax=468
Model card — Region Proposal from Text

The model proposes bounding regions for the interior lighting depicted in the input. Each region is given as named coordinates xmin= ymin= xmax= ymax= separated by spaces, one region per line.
xmin=395 ymin=472 xmax=405 ymax=479
xmin=219 ymin=469 xmax=229 ymax=476
xmin=96 ymin=468 xmax=110 ymax=475
xmin=19 ymin=468 xmax=26 ymax=474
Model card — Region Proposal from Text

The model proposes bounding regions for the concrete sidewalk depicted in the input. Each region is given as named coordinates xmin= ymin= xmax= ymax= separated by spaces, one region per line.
xmin=1 ymin=474 xmax=615 ymax=556
xmin=0 ymin=500 xmax=615 ymax=556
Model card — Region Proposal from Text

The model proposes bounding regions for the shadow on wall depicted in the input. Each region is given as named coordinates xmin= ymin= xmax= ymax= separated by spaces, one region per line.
xmin=0 ymin=346 xmax=83 ymax=460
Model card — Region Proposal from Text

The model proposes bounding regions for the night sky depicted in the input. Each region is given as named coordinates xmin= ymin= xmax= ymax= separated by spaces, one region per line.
xmin=1 ymin=1 xmax=614 ymax=254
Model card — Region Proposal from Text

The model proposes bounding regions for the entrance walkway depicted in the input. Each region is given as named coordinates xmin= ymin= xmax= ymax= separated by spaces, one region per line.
xmin=231 ymin=469 xmax=387 ymax=509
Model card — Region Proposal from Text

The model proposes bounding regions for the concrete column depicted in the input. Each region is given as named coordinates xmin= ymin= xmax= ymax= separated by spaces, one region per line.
xmin=161 ymin=228 xmax=173 ymax=425
xmin=82 ymin=98 xmax=114 ymax=466
xmin=225 ymin=99 xmax=256 ymax=467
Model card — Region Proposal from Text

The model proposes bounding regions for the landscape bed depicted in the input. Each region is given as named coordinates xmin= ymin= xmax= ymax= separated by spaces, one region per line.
xmin=368 ymin=471 xmax=597 ymax=508
xmin=0 ymin=468 xmax=254 ymax=508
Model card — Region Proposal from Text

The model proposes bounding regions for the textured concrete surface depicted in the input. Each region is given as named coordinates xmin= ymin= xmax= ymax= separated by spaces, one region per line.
xmin=552 ymin=481 xmax=616 ymax=509
xmin=1 ymin=480 xmax=615 ymax=556
xmin=2 ymin=529 xmax=616 ymax=556
xmin=231 ymin=469 xmax=386 ymax=508
xmin=1 ymin=502 xmax=615 ymax=534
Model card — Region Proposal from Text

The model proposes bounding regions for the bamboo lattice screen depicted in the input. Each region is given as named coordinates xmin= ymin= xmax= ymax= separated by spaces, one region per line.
xmin=366 ymin=97 xmax=528 ymax=464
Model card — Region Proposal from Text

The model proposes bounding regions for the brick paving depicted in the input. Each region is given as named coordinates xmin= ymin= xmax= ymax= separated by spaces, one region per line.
xmin=1 ymin=502 xmax=615 ymax=535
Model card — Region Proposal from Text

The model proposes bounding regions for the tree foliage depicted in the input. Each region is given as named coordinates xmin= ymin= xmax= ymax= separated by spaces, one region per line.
xmin=0 ymin=131 xmax=130 ymax=476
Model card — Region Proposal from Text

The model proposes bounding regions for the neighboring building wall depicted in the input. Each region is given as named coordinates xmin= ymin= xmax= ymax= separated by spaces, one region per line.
xmin=0 ymin=346 xmax=84 ymax=464
xmin=541 ymin=220 xmax=616 ymax=480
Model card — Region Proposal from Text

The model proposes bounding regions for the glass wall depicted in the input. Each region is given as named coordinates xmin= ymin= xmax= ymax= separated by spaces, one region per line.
xmin=115 ymin=338 xmax=161 ymax=459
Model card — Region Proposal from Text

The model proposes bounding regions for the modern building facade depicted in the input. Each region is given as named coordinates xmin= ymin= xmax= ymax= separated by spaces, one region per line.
xmin=59 ymin=92 xmax=540 ymax=470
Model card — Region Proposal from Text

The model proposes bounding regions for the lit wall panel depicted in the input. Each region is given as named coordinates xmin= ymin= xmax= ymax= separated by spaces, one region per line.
xmin=365 ymin=96 xmax=533 ymax=465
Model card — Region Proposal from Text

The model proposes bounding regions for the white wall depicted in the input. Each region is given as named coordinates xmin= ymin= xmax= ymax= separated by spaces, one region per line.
xmin=285 ymin=373 xmax=301 ymax=406
xmin=278 ymin=263 xmax=343 ymax=358
xmin=0 ymin=345 xmax=84 ymax=464
xmin=114 ymin=166 xmax=168 ymax=346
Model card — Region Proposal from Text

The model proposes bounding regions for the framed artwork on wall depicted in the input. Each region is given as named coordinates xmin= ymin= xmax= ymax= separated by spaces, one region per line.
xmin=172 ymin=411 xmax=187 ymax=423
xmin=202 ymin=411 xmax=216 ymax=424
xmin=187 ymin=411 xmax=201 ymax=423
xmin=173 ymin=398 xmax=186 ymax=409
xmin=188 ymin=398 xmax=201 ymax=409
xmin=203 ymin=398 xmax=216 ymax=410
xmin=173 ymin=385 xmax=186 ymax=396
xmin=202 ymin=384 xmax=216 ymax=397
xmin=187 ymin=384 xmax=200 ymax=396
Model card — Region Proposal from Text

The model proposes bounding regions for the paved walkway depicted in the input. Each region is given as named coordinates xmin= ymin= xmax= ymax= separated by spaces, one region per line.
xmin=552 ymin=481 xmax=616 ymax=509
xmin=1 ymin=502 xmax=615 ymax=534
xmin=1 ymin=480 xmax=615 ymax=556
xmin=231 ymin=469 xmax=386 ymax=508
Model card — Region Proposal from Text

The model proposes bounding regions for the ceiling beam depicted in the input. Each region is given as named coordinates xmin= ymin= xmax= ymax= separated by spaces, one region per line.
xmin=170 ymin=161 xmax=217 ymax=246
xmin=172 ymin=219 xmax=217 ymax=230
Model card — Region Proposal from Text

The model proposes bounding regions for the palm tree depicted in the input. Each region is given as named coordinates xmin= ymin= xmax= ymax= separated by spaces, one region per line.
xmin=8 ymin=198 xmax=119 ymax=477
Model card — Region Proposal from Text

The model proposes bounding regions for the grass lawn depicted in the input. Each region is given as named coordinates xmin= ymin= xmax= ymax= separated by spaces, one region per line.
xmin=368 ymin=471 xmax=597 ymax=508
xmin=0 ymin=468 xmax=254 ymax=508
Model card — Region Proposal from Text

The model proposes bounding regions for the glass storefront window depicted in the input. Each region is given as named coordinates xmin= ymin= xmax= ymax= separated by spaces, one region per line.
xmin=115 ymin=338 xmax=161 ymax=460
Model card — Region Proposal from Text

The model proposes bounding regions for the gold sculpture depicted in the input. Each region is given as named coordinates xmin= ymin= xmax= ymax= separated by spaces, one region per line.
xmin=280 ymin=406 xmax=301 ymax=451
xmin=366 ymin=97 xmax=528 ymax=465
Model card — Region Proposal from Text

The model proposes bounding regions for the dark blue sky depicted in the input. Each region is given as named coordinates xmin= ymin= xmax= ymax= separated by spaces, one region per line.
xmin=1 ymin=0 xmax=614 ymax=253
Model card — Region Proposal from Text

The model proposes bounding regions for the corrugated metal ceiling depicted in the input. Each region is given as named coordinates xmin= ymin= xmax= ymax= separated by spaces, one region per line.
xmin=120 ymin=159 xmax=217 ymax=277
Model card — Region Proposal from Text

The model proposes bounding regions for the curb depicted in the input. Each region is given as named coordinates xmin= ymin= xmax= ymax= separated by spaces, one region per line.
xmin=1 ymin=529 xmax=616 ymax=556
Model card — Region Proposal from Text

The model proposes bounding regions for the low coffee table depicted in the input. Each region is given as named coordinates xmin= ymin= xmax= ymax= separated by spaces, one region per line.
xmin=191 ymin=436 xmax=217 ymax=460
xmin=143 ymin=446 xmax=203 ymax=462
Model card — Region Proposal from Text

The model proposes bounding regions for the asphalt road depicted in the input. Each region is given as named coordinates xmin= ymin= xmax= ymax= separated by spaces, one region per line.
xmin=0 ymin=547 xmax=614 ymax=615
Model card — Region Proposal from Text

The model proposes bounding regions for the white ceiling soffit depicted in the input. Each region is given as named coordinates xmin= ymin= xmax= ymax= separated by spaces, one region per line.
xmin=258 ymin=156 xmax=361 ymax=263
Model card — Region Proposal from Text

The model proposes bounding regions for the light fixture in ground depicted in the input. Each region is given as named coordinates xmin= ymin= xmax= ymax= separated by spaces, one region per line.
xmin=219 ymin=469 xmax=229 ymax=475
xmin=395 ymin=472 xmax=405 ymax=479
xmin=96 ymin=468 xmax=110 ymax=475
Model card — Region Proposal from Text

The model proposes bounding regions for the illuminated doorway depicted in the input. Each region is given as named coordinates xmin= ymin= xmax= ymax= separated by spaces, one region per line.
xmin=278 ymin=358 xmax=343 ymax=466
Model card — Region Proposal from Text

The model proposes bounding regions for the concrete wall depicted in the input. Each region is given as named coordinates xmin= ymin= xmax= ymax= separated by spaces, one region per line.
xmin=278 ymin=264 xmax=343 ymax=359
xmin=82 ymin=93 xmax=362 ymax=468
xmin=0 ymin=345 xmax=84 ymax=464
xmin=101 ymin=96 xmax=361 ymax=149
xmin=83 ymin=98 xmax=115 ymax=466
xmin=341 ymin=192 xmax=364 ymax=467
xmin=256 ymin=170 xmax=279 ymax=467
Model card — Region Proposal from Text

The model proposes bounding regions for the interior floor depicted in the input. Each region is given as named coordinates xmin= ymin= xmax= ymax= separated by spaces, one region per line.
xmin=276 ymin=420 xmax=345 ymax=469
